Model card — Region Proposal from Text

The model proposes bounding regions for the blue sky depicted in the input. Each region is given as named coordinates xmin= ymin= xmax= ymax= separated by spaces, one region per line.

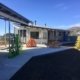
xmin=0 ymin=0 xmax=80 ymax=35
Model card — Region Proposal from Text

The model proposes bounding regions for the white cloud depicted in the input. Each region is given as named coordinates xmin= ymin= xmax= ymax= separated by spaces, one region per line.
xmin=55 ymin=3 xmax=64 ymax=8
xmin=53 ymin=25 xmax=68 ymax=29
xmin=53 ymin=23 xmax=80 ymax=29
xmin=62 ymin=6 xmax=68 ymax=10
xmin=69 ymin=23 xmax=80 ymax=27
xmin=54 ymin=3 xmax=68 ymax=10
xmin=74 ymin=15 xmax=80 ymax=18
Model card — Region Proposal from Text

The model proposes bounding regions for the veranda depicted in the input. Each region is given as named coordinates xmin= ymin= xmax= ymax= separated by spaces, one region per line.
xmin=0 ymin=3 xmax=32 ymax=57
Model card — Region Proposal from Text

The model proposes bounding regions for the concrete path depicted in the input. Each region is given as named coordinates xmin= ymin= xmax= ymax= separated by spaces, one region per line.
xmin=0 ymin=47 xmax=71 ymax=80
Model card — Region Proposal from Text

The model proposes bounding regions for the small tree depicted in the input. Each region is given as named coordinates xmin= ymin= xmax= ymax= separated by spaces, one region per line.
xmin=8 ymin=34 xmax=21 ymax=58
xmin=75 ymin=36 xmax=80 ymax=49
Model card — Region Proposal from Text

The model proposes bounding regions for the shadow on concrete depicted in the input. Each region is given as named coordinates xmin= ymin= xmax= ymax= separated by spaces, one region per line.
xmin=10 ymin=48 xmax=80 ymax=80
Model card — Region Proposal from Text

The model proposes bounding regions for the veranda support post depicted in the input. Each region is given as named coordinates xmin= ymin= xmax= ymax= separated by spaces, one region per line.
xmin=5 ymin=20 xmax=6 ymax=47
xmin=8 ymin=20 xmax=11 ymax=54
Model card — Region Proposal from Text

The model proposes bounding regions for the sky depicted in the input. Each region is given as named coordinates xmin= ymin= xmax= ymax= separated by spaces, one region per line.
xmin=0 ymin=0 xmax=80 ymax=35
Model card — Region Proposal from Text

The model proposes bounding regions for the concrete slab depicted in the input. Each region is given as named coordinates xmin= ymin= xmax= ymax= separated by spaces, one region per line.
xmin=0 ymin=47 xmax=71 ymax=80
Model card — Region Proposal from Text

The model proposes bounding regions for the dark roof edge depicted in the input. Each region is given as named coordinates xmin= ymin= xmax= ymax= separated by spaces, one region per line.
xmin=0 ymin=3 xmax=32 ymax=23
xmin=26 ymin=25 xmax=69 ymax=31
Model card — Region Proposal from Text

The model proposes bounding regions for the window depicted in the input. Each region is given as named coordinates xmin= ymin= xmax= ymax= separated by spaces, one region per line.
xmin=54 ymin=31 xmax=56 ymax=36
xmin=19 ymin=30 xmax=26 ymax=37
xmin=30 ymin=32 xmax=39 ymax=39
xmin=59 ymin=31 xmax=62 ymax=36
xmin=20 ymin=30 xmax=22 ymax=37
xmin=43 ymin=31 xmax=47 ymax=39
xmin=23 ymin=30 xmax=26 ymax=37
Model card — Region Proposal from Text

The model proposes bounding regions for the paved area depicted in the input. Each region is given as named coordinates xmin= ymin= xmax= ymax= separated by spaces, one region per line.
xmin=0 ymin=46 xmax=71 ymax=80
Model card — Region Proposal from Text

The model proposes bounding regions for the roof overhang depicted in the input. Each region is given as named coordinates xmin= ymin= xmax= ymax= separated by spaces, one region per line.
xmin=0 ymin=3 xmax=32 ymax=25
